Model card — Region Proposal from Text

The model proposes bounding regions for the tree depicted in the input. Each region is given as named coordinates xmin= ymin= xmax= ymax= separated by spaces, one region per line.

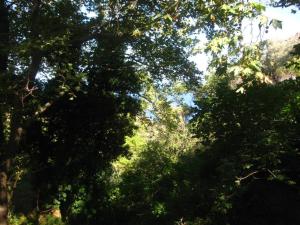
xmin=0 ymin=1 xmax=199 ymax=224
xmin=106 ymin=83 xmax=198 ymax=225
xmin=0 ymin=0 xmax=271 ymax=224
xmin=191 ymin=56 xmax=300 ymax=225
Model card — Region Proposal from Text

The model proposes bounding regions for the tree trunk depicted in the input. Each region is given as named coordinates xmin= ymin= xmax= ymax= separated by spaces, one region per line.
xmin=0 ymin=1 xmax=42 ymax=223
xmin=0 ymin=1 xmax=9 ymax=224
xmin=0 ymin=164 xmax=8 ymax=225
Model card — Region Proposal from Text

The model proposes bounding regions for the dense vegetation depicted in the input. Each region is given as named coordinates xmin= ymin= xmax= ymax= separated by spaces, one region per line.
xmin=0 ymin=0 xmax=299 ymax=225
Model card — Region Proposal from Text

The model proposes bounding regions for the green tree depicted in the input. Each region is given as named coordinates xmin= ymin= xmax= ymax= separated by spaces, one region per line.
xmin=106 ymin=83 xmax=198 ymax=225
xmin=0 ymin=0 xmax=270 ymax=224
xmin=191 ymin=67 xmax=300 ymax=225
xmin=0 ymin=1 xmax=198 ymax=223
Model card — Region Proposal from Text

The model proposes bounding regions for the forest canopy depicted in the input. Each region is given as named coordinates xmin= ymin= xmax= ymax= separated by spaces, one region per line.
xmin=0 ymin=0 xmax=299 ymax=225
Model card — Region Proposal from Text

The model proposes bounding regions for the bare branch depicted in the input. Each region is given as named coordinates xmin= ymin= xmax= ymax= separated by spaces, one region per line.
xmin=236 ymin=171 xmax=259 ymax=182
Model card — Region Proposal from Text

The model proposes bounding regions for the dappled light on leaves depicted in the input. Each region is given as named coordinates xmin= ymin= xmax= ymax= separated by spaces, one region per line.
xmin=0 ymin=0 xmax=299 ymax=225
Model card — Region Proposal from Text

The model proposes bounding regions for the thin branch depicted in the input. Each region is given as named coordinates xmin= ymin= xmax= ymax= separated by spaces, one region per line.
xmin=267 ymin=169 xmax=277 ymax=178
xmin=236 ymin=171 xmax=259 ymax=182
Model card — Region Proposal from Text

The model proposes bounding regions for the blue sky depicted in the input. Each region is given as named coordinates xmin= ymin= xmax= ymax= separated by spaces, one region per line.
xmin=242 ymin=5 xmax=300 ymax=43
xmin=263 ymin=6 xmax=300 ymax=40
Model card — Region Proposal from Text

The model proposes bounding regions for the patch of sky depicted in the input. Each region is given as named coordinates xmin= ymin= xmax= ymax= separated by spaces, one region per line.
xmin=182 ymin=93 xmax=195 ymax=107
xmin=166 ymin=93 xmax=195 ymax=108
xmin=242 ymin=4 xmax=300 ymax=43
xmin=36 ymin=63 xmax=55 ymax=83
xmin=263 ymin=6 xmax=300 ymax=40
xmin=189 ymin=32 xmax=209 ymax=73
xmin=80 ymin=5 xmax=97 ymax=18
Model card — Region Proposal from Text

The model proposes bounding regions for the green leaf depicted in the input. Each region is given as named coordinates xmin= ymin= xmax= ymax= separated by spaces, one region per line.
xmin=270 ymin=19 xmax=282 ymax=30
xmin=163 ymin=14 xmax=173 ymax=22
xmin=251 ymin=2 xmax=266 ymax=12
xmin=259 ymin=15 xmax=268 ymax=26
xmin=132 ymin=29 xmax=142 ymax=37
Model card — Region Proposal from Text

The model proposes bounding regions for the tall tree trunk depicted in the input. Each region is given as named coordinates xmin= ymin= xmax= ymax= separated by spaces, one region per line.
xmin=0 ymin=1 xmax=9 ymax=224
xmin=0 ymin=108 xmax=23 ymax=225
xmin=0 ymin=164 xmax=8 ymax=225
xmin=0 ymin=1 xmax=42 ymax=223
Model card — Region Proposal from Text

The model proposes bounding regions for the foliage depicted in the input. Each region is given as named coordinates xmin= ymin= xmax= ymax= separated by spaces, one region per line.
xmin=1 ymin=0 xmax=299 ymax=225
xmin=0 ymin=0 xmax=201 ymax=223
xmin=102 ymin=84 xmax=199 ymax=225
xmin=272 ymin=0 xmax=300 ymax=10
xmin=262 ymin=33 xmax=300 ymax=81
xmin=191 ymin=75 xmax=300 ymax=224
xmin=9 ymin=213 xmax=65 ymax=225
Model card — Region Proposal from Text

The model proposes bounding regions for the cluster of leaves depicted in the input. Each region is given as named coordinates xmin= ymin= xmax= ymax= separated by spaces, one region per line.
xmin=2 ymin=0 xmax=300 ymax=225
xmin=87 ymin=6 xmax=300 ymax=225
xmin=272 ymin=0 xmax=300 ymax=10
xmin=191 ymin=73 xmax=300 ymax=224
xmin=103 ymin=76 xmax=300 ymax=225
xmin=80 ymin=83 xmax=199 ymax=225
xmin=1 ymin=0 xmax=202 ymax=224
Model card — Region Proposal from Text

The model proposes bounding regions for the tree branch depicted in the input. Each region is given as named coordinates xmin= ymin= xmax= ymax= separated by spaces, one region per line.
xmin=236 ymin=171 xmax=259 ymax=182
